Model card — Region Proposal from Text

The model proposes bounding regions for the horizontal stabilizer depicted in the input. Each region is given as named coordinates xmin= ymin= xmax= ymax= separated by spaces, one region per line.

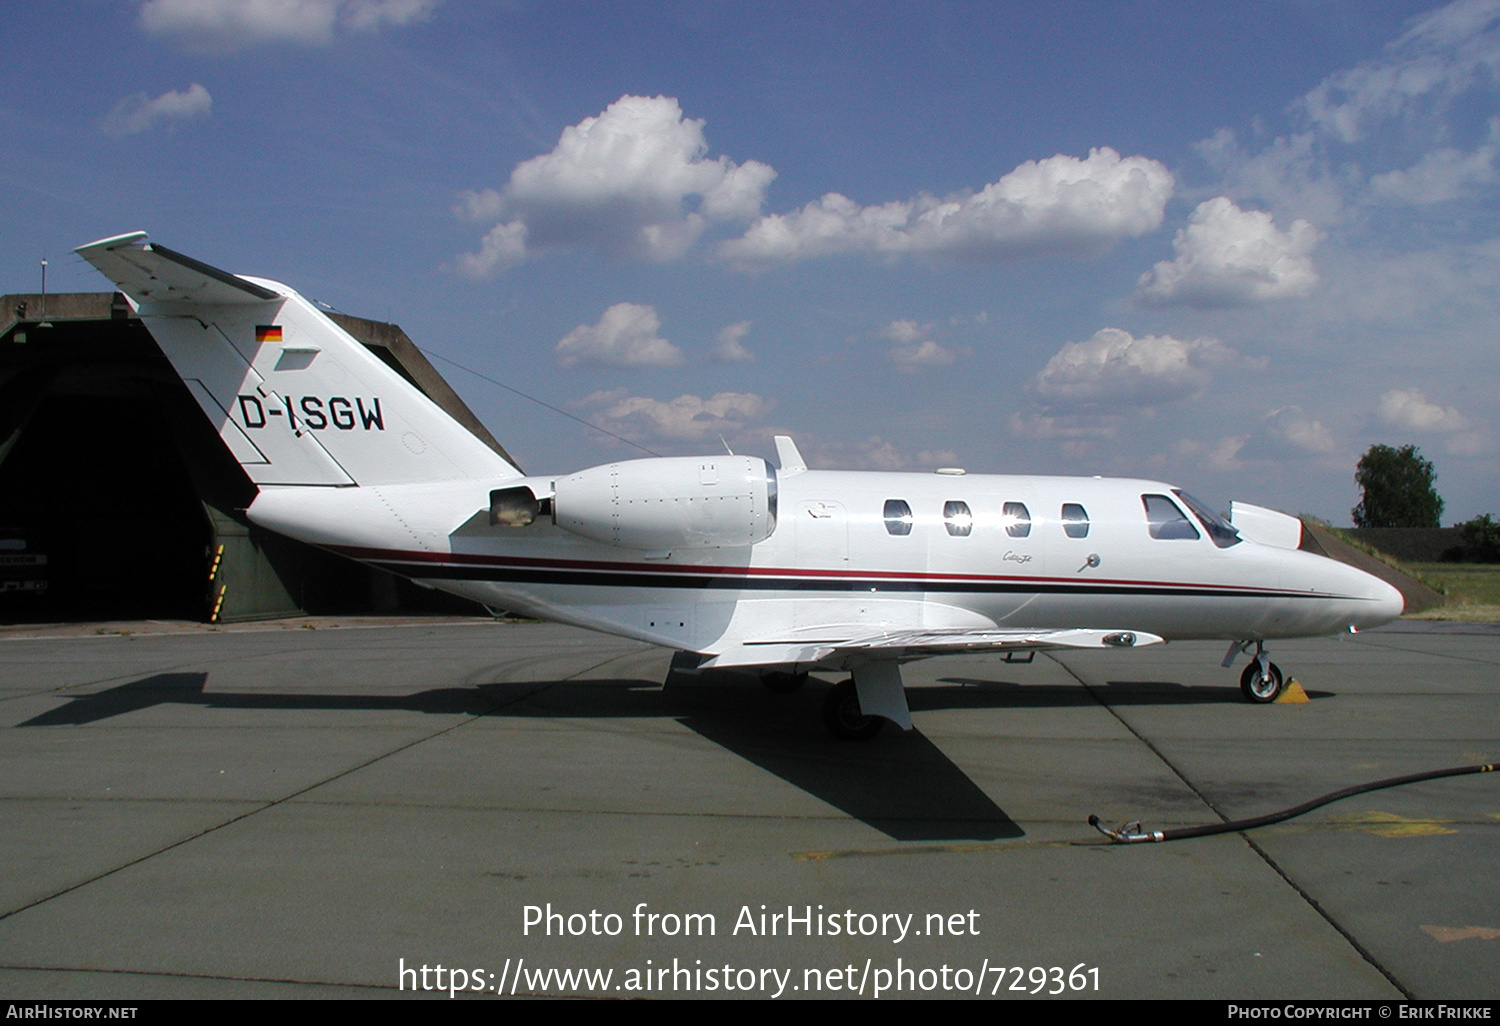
xmin=75 ymin=232 xmax=279 ymax=306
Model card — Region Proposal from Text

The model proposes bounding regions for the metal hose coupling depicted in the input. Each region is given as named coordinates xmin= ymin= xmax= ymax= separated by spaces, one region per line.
xmin=1086 ymin=816 xmax=1164 ymax=844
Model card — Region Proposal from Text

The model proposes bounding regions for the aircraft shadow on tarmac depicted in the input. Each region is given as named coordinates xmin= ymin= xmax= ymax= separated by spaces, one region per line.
xmin=17 ymin=670 xmax=1327 ymax=842
xmin=934 ymin=677 xmax=1331 ymax=706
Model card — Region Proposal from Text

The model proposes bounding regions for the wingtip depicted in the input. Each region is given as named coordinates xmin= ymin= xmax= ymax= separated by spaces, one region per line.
xmin=74 ymin=230 xmax=149 ymax=256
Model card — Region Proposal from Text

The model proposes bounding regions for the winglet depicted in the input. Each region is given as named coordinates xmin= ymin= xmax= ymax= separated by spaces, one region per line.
xmin=774 ymin=435 xmax=807 ymax=473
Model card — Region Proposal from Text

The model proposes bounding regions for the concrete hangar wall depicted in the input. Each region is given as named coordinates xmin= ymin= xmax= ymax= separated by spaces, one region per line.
xmin=0 ymin=292 xmax=514 ymax=624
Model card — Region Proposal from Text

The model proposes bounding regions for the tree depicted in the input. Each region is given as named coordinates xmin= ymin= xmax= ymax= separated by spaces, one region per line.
xmin=1352 ymin=444 xmax=1443 ymax=528
xmin=1457 ymin=513 xmax=1500 ymax=562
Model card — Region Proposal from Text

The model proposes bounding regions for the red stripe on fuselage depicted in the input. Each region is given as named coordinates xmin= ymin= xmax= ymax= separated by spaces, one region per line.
xmin=325 ymin=543 xmax=1314 ymax=598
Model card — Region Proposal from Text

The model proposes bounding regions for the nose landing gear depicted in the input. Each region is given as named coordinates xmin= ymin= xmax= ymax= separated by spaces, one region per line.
xmin=1240 ymin=658 xmax=1285 ymax=703
xmin=1225 ymin=640 xmax=1286 ymax=703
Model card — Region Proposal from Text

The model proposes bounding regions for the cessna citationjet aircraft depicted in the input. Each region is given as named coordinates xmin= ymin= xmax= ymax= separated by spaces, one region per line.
xmin=77 ymin=232 xmax=1404 ymax=739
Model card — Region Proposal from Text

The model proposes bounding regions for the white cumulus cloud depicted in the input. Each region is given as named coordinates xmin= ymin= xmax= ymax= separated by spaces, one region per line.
xmin=1260 ymin=406 xmax=1338 ymax=455
xmin=138 ymin=0 xmax=436 ymax=52
xmin=1378 ymin=388 xmax=1468 ymax=431
xmin=878 ymin=319 xmax=925 ymax=346
xmin=581 ymin=391 xmax=773 ymax=442
xmin=555 ymin=303 xmax=684 ymax=370
xmin=720 ymin=147 xmax=1173 ymax=267
xmin=1137 ymin=197 xmax=1320 ymax=308
xmin=878 ymin=320 xmax=956 ymax=369
xmin=1031 ymin=327 xmax=1242 ymax=410
xmin=457 ymin=95 xmax=775 ymax=275
xmin=712 ymin=321 xmax=754 ymax=363
xmin=890 ymin=340 xmax=957 ymax=368
xmin=801 ymin=435 xmax=959 ymax=471
xmin=1176 ymin=435 xmax=1251 ymax=472
xmin=102 ymin=83 xmax=212 ymax=136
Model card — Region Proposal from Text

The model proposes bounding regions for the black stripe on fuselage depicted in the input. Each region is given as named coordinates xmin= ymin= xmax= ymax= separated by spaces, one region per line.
xmin=363 ymin=559 xmax=1337 ymax=601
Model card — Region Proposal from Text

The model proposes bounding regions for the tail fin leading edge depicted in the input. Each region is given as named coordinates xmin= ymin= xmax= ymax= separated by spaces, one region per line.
xmin=75 ymin=232 xmax=521 ymax=488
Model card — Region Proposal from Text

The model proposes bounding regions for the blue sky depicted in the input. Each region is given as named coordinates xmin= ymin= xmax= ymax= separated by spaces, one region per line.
xmin=4 ymin=1 xmax=1496 ymax=524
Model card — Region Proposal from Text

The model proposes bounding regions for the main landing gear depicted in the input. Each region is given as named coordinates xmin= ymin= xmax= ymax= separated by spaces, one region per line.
xmin=1225 ymin=640 xmax=1285 ymax=703
xmin=820 ymin=679 xmax=885 ymax=741
xmin=761 ymin=663 xmax=911 ymax=740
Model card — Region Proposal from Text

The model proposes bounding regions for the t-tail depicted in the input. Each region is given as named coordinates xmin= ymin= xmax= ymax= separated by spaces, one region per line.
xmin=74 ymin=231 xmax=522 ymax=489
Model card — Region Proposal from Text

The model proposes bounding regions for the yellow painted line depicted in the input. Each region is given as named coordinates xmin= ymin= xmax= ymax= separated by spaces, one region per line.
xmin=1275 ymin=679 xmax=1310 ymax=704
xmin=1332 ymin=811 xmax=1458 ymax=838
xmin=1421 ymin=925 xmax=1500 ymax=943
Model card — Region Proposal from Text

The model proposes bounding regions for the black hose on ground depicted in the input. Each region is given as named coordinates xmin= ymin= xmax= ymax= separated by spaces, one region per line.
xmin=1089 ymin=763 xmax=1496 ymax=844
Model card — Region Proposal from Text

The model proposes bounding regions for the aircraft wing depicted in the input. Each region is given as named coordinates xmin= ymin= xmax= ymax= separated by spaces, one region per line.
xmin=702 ymin=627 xmax=1163 ymax=669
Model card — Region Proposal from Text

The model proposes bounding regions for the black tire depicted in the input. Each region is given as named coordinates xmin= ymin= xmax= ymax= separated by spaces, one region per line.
xmin=821 ymin=679 xmax=884 ymax=741
xmin=761 ymin=670 xmax=808 ymax=694
xmin=1240 ymin=660 xmax=1285 ymax=703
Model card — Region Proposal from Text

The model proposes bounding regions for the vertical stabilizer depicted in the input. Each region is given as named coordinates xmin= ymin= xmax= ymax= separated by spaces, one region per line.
xmin=75 ymin=232 xmax=521 ymax=488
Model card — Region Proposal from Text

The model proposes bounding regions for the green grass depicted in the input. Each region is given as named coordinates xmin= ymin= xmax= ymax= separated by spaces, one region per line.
xmin=1311 ymin=522 xmax=1499 ymax=621
xmin=1404 ymin=563 xmax=1500 ymax=621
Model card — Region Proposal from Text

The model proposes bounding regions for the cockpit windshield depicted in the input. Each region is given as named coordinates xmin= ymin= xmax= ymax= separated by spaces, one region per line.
xmin=1173 ymin=490 xmax=1241 ymax=548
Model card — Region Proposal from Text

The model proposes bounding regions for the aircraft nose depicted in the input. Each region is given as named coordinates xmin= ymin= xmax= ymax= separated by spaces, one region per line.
xmin=1354 ymin=570 xmax=1405 ymax=629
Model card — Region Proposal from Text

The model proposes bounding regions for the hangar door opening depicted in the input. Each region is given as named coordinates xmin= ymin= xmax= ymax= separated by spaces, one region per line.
xmin=0 ymin=392 xmax=210 ymax=621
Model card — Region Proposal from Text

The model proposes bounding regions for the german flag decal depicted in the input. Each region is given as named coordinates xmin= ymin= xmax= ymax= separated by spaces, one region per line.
xmin=255 ymin=325 xmax=284 ymax=343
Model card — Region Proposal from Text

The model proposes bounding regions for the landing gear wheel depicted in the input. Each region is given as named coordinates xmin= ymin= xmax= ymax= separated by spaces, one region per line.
xmin=821 ymin=679 xmax=884 ymax=741
xmin=761 ymin=670 xmax=808 ymax=694
xmin=1240 ymin=660 xmax=1285 ymax=703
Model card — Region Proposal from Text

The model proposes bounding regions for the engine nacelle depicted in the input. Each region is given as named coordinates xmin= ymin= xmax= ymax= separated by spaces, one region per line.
xmin=550 ymin=455 xmax=777 ymax=551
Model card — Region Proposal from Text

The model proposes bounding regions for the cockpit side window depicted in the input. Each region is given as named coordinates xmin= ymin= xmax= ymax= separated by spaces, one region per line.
xmin=1173 ymin=490 xmax=1242 ymax=548
xmin=1142 ymin=494 xmax=1200 ymax=540
xmin=1002 ymin=502 xmax=1031 ymax=538
xmin=1061 ymin=503 xmax=1089 ymax=538
xmin=943 ymin=500 xmax=973 ymax=537
xmin=883 ymin=499 xmax=913 ymax=536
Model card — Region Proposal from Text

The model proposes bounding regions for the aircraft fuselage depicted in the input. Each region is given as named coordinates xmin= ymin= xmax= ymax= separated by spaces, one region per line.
xmin=248 ymin=467 xmax=1403 ymax=668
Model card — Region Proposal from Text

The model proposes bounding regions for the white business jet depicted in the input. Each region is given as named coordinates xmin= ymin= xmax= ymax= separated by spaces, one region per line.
xmin=76 ymin=232 xmax=1404 ymax=739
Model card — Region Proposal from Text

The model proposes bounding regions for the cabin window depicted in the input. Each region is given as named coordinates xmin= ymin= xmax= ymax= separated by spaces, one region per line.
xmin=883 ymin=499 xmax=913 ymax=536
xmin=1061 ymin=503 xmax=1089 ymax=538
xmin=943 ymin=500 xmax=973 ymax=537
xmin=1173 ymin=490 xmax=1242 ymax=549
xmin=1002 ymin=501 xmax=1031 ymax=538
xmin=1142 ymin=494 xmax=1200 ymax=540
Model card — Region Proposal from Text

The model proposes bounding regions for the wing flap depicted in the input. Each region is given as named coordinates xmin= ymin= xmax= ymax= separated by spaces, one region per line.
xmin=701 ymin=627 xmax=1162 ymax=668
xmin=835 ymin=627 xmax=1164 ymax=656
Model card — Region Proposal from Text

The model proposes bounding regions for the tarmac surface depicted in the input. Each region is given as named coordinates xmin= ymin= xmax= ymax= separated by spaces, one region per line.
xmin=0 ymin=616 xmax=1496 ymax=1000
